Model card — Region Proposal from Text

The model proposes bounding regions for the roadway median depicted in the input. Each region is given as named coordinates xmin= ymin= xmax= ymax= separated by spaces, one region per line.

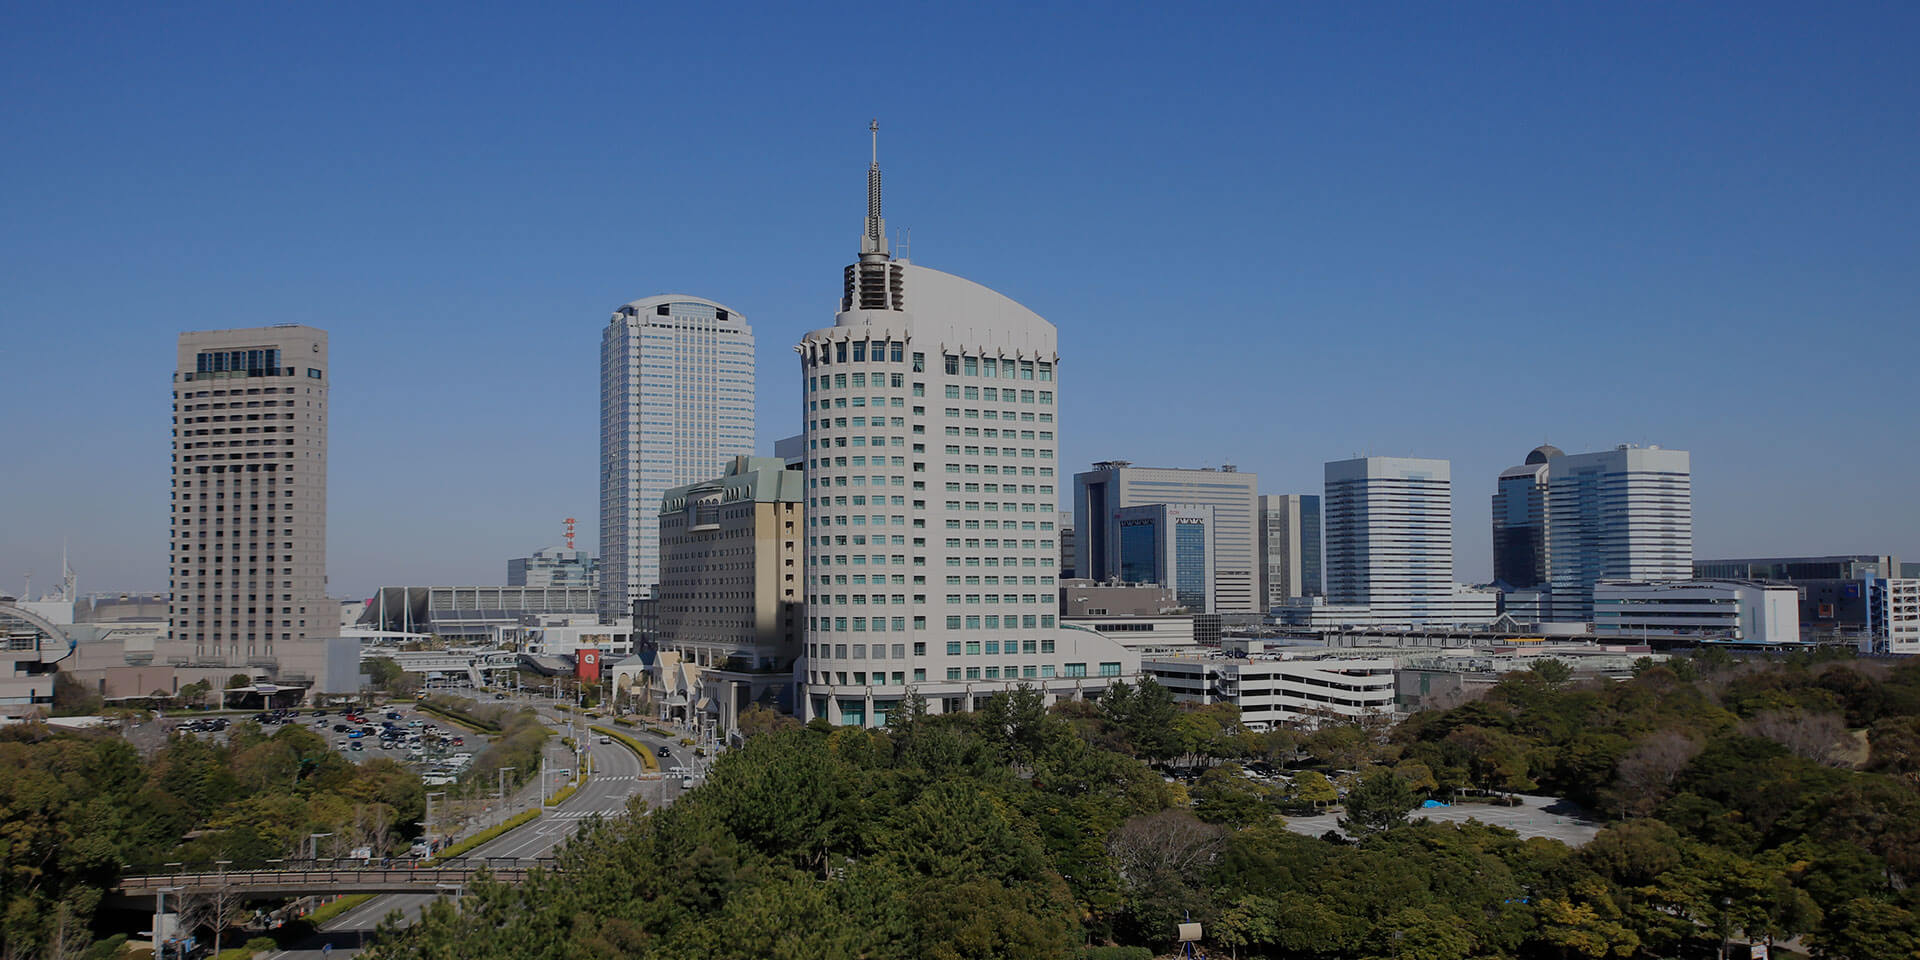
xmin=426 ymin=809 xmax=540 ymax=864
xmin=591 ymin=724 xmax=659 ymax=772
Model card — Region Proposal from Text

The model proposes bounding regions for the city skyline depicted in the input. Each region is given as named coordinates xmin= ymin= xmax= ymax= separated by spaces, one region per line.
xmin=5 ymin=4 xmax=1919 ymax=596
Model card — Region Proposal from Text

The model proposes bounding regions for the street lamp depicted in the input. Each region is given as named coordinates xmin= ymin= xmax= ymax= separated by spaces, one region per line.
xmin=496 ymin=767 xmax=515 ymax=825
xmin=308 ymin=832 xmax=332 ymax=862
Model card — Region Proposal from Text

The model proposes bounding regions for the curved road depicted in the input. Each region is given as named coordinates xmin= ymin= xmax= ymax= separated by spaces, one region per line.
xmin=265 ymin=706 xmax=686 ymax=959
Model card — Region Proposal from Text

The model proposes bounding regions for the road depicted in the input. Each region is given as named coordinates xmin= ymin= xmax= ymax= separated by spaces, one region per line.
xmin=265 ymin=704 xmax=686 ymax=959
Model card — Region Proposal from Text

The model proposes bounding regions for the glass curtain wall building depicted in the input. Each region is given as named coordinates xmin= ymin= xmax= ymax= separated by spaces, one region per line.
xmin=1543 ymin=445 xmax=1692 ymax=622
xmin=1258 ymin=493 xmax=1323 ymax=608
xmin=1491 ymin=445 xmax=1558 ymax=591
xmin=1113 ymin=504 xmax=1216 ymax=612
xmin=599 ymin=297 xmax=756 ymax=621
xmin=1074 ymin=462 xmax=1260 ymax=612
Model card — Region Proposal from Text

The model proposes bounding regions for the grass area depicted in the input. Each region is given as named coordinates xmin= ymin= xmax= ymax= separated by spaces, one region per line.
xmin=592 ymin=724 xmax=659 ymax=772
xmin=426 ymin=809 xmax=539 ymax=864
xmin=307 ymin=893 xmax=374 ymax=926
xmin=545 ymin=781 xmax=580 ymax=806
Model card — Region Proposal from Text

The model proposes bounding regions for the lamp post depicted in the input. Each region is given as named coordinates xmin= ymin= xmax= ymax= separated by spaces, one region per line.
xmin=496 ymin=767 xmax=515 ymax=825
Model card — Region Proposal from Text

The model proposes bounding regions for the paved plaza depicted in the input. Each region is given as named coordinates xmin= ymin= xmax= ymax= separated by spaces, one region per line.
xmin=1282 ymin=793 xmax=1606 ymax=846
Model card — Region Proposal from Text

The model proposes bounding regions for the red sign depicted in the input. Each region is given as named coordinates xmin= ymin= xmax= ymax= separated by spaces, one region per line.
xmin=576 ymin=649 xmax=601 ymax=681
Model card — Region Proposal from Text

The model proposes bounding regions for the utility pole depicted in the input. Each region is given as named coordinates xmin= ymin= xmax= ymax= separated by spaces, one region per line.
xmin=497 ymin=767 xmax=515 ymax=825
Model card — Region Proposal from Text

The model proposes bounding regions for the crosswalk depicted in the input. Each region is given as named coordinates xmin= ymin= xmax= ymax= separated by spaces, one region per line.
xmin=547 ymin=809 xmax=625 ymax=821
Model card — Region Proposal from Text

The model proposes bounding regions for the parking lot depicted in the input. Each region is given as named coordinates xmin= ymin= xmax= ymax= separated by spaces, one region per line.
xmin=168 ymin=705 xmax=488 ymax=781
xmin=1282 ymin=793 xmax=1605 ymax=846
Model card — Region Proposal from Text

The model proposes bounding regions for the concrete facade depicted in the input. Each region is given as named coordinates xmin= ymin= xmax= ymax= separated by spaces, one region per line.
xmin=1591 ymin=579 xmax=1800 ymax=644
xmin=796 ymin=137 xmax=1137 ymax=726
xmin=170 ymin=325 xmax=329 ymax=666
xmin=1075 ymin=462 xmax=1261 ymax=613
xmin=655 ymin=456 xmax=805 ymax=728
xmin=1323 ymin=457 xmax=1458 ymax=626
xmin=508 ymin=547 xmax=599 ymax=589
xmin=1140 ymin=649 xmax=1397 ymax=729
xmin=599 ymin=296 xmax=756 ymax=620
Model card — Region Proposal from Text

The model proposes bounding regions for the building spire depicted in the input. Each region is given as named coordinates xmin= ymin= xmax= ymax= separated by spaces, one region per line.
xmin=861 ymin=118 xmax=889 ymax=261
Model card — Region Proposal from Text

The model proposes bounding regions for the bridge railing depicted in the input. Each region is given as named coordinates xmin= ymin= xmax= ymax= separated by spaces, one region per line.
xmin=116 ymin=856 xmax=556 ymax=891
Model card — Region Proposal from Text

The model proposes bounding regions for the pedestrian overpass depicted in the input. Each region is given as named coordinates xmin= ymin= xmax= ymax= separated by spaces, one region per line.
xmin=113 ymin=857 xmax=551 ymax=902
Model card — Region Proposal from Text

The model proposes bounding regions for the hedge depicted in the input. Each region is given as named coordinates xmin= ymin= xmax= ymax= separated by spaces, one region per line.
xmin=307 ymin=893 xmax=374 ymax=926
xmin=427 ymin=809 xmax=539 ymax=863
xmin=591 ymin=724 xmax=659 ymax=772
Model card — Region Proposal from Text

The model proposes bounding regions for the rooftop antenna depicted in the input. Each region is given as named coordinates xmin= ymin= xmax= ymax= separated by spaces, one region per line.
xmin=861 ymin=119 xmax=889 ymax=262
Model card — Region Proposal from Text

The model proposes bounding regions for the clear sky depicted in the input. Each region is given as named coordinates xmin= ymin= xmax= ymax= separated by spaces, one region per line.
xmin=3 ymin=2 xmax=1916 ymax=599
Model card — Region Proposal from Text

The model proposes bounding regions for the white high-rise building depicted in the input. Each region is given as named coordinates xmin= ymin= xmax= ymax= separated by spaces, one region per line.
xmin=599 ymin=296 xmax=756 ymax=621
xmin=1323 ymin=457 xmax=1456 ymax=626
xmin=795 ymin=124 xmax=1137 ymax=727
xmin=1545 ymin=445 xmax=1692 ymax=623
xmin=170 ymin=326 xmax=329 ymax=660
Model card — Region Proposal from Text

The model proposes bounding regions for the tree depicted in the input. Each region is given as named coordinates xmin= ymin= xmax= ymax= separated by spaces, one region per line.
xmin=1529 ymin=658 xmax=1574 ymax=686
xmin=1741 ymin=709 xmax=1847 ymax=766
xmin=1291 ymin=771 xmax=1337 ymax=809
xmin=1611 ymin=730 xmax=1703 ymax=816
xmin=1339 ymin=770 xmax=1419 ymax=837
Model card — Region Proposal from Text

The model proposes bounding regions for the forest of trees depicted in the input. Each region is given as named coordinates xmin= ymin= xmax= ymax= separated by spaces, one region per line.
xmin=0 ymin=719 xmax=424 ymax=960
xmin=363 ymin=653 xmax=1920 ymax=960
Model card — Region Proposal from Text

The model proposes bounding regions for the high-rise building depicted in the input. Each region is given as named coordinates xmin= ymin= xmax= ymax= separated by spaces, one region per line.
xmin=1115 ymin=504 xmax=1216 ymax=612
xmin=1491 ymin=445 xmax=1558 ymax=590
xmin=1544 ymin=445 xmax=1691 ymax=622
xmin=1258 ymin=493 xmax=1322 ymax=608
xmin=170 ymin=326 xmax=329 ymax=661
xmin=1074 ymin=462 xmax=1261 ymax=612
xmin=508 ymin=547 xmax=599 ymax=589
xmin=655 ymin=456 xmax=805 ymax=728
xmin=1323 ymin=457 xmax=1454 ymax=625
xmin=599 ymin=296 xmax=756 ymax=621
xmin=795 ymin=125 xmax=1137 ymax=726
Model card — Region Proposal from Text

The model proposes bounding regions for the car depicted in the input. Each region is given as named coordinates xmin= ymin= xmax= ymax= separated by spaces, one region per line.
xmin=450 ymin=737 xmax=464 ymax=746
xmin=386 ymin=712 xmax=402 ymax=720
xmin=494 ymin=693 xmax=507 ymax=700
xmin=597 ymin=736 xmax=612 ymax=744
xmin=331 ymin=724 xmax=350 ymax=733
xmin=312 ymin=710 xmax=327 ymax=718
xmin=349 ymin=742 xmax=364 ymax=752
xmin=656 ymin=746 xmax=671 ymax=757
xmin=336 ymin=740 xmax=349 ymax=749
xmin=347 ymin=730 xmax=365 ymax=739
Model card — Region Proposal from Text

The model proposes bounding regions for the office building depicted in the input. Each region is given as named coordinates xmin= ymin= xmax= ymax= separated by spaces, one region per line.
xmin=1323 ymin=457 xmax=1456 ymax=626
xmin=1075 ymin=462 xmax=1261 ymax=612
xmin=1544 ymin=445 xmax=1692 ymax=623
xmin=1591 ymin=579 xmax=1800 ymax=645
xmin=1491 ymin=445 xmax=1558 ymax=590
xmin=1114 ymin=503 xmax=1215 ymax=612
xmin=652 ymin=456 xmax=805 ymax=729
xmin=796 ymin=127 xmax=1138 ymax=726
xmin=170 ymin=326 xmax=330 ymax=663
xmin=1259 ymin=493 xmax=1322 ymax=608
xmin=1059 ymin=579 xmax=1177 ymax=617
xmin=599 ymin=296 xmax=756 ymax=621
xmin=508 ymin=547 xmax=599 ymax=589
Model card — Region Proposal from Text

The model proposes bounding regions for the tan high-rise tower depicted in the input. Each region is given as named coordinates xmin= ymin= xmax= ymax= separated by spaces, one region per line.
xmin=170 ymin=325 xmax=328 ymax=663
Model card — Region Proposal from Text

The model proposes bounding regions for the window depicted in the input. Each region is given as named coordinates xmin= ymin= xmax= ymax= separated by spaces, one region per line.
xmin=1064 ymin=663 xmax=1087 ymax=678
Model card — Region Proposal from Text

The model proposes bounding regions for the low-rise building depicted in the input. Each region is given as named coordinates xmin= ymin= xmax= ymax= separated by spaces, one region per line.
xmin=1866 ymin=579 xmax=1920 ymax=655
xmin=1140 ymin=645 xmax=1396 ymax=729
xmin=358 ymin=585 xmax=598 ymax=640
xmin=509 ymin=547 xmax=600 ymax=589
xmin=1592 ymin=579 xmax=1801 ymax=644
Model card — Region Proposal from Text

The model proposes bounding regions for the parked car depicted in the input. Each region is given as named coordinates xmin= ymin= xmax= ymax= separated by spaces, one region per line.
xmin=597 ymin=736 xmax=612 ymax=744
xmin=349 ymin=742 xmax=364 ymax=752
xmin=347 ymin=730 xmax=365 ymax=739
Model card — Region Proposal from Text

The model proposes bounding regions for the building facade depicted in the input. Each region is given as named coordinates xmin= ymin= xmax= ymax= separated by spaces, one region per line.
xmin=1074 ymin=462 xmax=1261 ymax=613
xmin=170 ymin=326 xmax=330 ymax=663
xmin=1491 ymin=445 xmax=1558 ymax=590
xmin=1694 ymin=555 xmax=1902 ymax=641
xmin=1115 ymin=503 xmax=1216 ymax=612
xmin=508 ymin=547 xmax=599 ymax=589
xmin=654 ymin=456 xmax=805 ymax=727
xmin=1866 ymin=579 xmax=1920 ymax=655
xmin=599 ymin=296 xmax=756 ymax=621
xmin=1323 ymin=457 xmax=1456 ymax=626
xmin=1259 ymin=493 xmax=1322 ymax=609
xmin=1140 ymin=649 xmax=1397 ymax=729
xmin=1544 ymin=445 xmax=1692 ymax=623
xmin=1591 ymin=579 xmax=1800 ymax=644
xmin=795 ymin=132 xmax=1138 ymax=726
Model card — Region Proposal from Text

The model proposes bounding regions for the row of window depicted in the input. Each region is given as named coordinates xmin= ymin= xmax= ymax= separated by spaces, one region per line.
xmin=941 ymin=354 xmax=1053 ymax=381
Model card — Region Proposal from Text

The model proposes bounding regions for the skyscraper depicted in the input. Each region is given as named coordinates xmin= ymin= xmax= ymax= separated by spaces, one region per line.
xmin=1074 ymin=462 xmax=1261 ymax=612
xmin=170 ymin=326 xmax=329 ymax=660
xmin=1258 ymin=493 xmax=1322 ymax=608
xmin=1491 ymin=445 xmax=1558 ymax=590
xmin=796 ymin=123 xmax=1136 ymax=726
xmin=1323 ymin=457 xmax=1454 ymax=625
xmin=599 ymin=296 xmax=756 ymax=621
xmin=1545 ymin=444 xmax=1692 ymax=622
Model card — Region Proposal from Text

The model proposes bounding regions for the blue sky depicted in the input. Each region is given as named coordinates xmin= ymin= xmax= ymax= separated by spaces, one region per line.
xmin=3 ymin=2 xmax=1916 ymax=598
